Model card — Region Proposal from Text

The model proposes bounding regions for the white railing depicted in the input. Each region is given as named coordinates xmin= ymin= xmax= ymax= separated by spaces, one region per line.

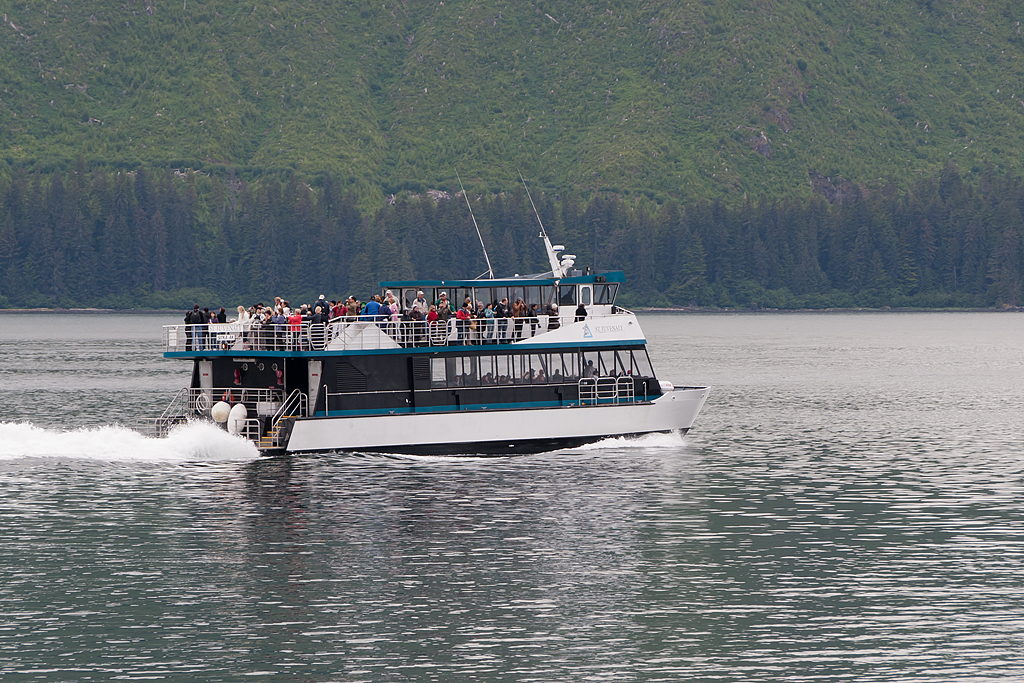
xmin=260 ymin=389 xmax=308 ymax=450
xmin=138 ymin=386 xmax=284 ymax=439
xmin=163 ymin=308 xmax=634 ymax=353
xmin=163 ymin=322 xmax=328 ymax=352
xmin=578 ymin=377 xmax=637 ymax=405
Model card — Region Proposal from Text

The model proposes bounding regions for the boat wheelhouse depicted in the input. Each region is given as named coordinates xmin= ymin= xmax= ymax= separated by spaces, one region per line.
xmin=146 ymin=268 xmax=709 ymax=455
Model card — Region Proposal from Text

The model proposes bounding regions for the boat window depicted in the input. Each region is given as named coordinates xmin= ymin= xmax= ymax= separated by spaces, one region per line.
xmin=525 ymin=286 xmax=542 ymax=307
xmin=595 ymin=284 xmax=618 ymax=305
xmin=447 ymin=356 xmax=479 ymax=388
xmin=549 ymin=354 xmax=565 ymax=384
xmin=631 ymin=350 xmax=655 ymax=378
xmin=403 ymin=289 xmax=418 ymax=311
xmin=582 ymin=351 xmax=599 ymax=378
xmin=613 ymin=351 xmax=631 ymax=376
xmin=531 ymin=354 xmax=549 ymax=384
xmin=558 ymin=285 xmax=576 ymax=306
xmin=479 ymin=355 xmax=496 ymax=385
xmin=562 ymin=353 xmax=580 ymax=382
xmin=455 ymin=288 xmax=473 ymax=310
xmin=494 ymin=355 xmax=514 ymax=385
xmin=598 ymin=350 xmax=618 ymax=376
xmin=512 ymin=354 xmax=531 ymax=384
xmin=509 ymin=286 xmax=525 ymax=307
xmin=431 ymin=358 xmax=447 ymax=388
xmin=581 ymin=286 xmax=592 ymax=306
xmin=491 ymin=287 xmax=509 ymax=307
xmin=541 ymin=286 xmax=557 ymax=306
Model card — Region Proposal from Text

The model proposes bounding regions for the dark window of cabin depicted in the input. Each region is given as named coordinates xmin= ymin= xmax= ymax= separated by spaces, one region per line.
xmin=612 ymin=351 xmax=631 ymax=376
xmin=455 ymin=288 xmax=473 ymax=310
xmin=631 ymin=350 xmax=655 ymax=378
xmin=479 ymin=355 xmax=496 ymax=385
xmin=597 ymin=350 xmax=618 ymax=376
xmin=595 ymin=284 xmax=617 ymax=305
xmin=454 ymin=356 xmax=480 ymax=387
xmin=559 ymin=285 xmax=577 ymax=306
xmin=531 ymin=354 xmax=549 ymax=383
xmin=560 ymin=352 xmax=580 ymax=382
xmin=496 ymin=355 xmax=515 ymax=385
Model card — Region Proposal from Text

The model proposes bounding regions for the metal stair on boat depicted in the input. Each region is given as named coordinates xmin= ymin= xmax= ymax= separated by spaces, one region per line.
xmin=257 ymin=389 xmax=307 ymax=452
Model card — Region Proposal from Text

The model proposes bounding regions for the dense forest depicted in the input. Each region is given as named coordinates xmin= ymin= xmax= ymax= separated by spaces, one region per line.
xmin=1 ymin=163 xmax=1021 ymax=310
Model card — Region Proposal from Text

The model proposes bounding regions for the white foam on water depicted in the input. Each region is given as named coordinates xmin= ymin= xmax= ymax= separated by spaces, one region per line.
xmin=575 ymin=430 xmax=687 ymax=451
xmin=0 ymin=421 xmax=259 ymax=463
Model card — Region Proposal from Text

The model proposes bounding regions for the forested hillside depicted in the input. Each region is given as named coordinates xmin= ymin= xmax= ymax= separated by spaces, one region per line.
xmin=2 ymin=1 xmax=1024 ymax=309
xmin=2 ymin=0 xmax=1024 ymax=203
xmin=1 ymin=162 xmax=1021 ymax=309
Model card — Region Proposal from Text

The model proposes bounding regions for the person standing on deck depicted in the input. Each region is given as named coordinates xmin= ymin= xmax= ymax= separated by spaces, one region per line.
xmin=185 ymin=304 xmax=199 ymax=350
xmin=495 ymin=297 xmax=511 ymax=342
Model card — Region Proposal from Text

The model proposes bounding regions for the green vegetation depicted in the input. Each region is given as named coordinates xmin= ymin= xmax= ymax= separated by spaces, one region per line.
xmin=3 ymin=0 xmax=1024 ymax=205
xmin=2 ymin=1 xmax=1024 ymax=308
xmin=1 ymin=162 xmax=1022 ymax=310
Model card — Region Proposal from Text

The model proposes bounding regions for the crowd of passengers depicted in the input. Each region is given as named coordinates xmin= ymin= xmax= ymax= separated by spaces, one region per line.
xmin=182 ymin=291 xmax=589 ymax=351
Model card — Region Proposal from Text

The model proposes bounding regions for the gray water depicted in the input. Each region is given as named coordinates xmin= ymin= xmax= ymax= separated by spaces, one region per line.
xmin=1 ymin=311 xmax=1022 ymax=682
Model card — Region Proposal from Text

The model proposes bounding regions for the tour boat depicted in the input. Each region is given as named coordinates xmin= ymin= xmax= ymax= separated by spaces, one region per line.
xmin=146 ymin=216 xmax=709 ymax=455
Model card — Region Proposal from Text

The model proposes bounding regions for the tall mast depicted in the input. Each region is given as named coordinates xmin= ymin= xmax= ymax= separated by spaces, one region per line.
xmin=456 ymin=169 xmax=494 ymax=280
xmin=518 ymin=170 xmax=565 ymax=278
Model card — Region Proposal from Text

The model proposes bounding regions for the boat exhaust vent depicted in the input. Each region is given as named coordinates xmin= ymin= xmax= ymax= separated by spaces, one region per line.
xmin=335 ymin=362 xmax=367 ymax=393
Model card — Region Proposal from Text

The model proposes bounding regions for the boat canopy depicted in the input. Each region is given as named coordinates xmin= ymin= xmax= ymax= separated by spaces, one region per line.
xmin=379 ymin=271 xmax=625 ymax=289
xmin=379 ymin=271 xmax=625 ymax=312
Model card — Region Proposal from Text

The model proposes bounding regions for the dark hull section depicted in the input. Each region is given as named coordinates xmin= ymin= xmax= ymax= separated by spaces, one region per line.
xmin=278 ymin=429 xmax=683 ymax=457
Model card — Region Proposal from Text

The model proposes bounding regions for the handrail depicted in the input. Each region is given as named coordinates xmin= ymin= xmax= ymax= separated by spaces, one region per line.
xmin=162 ymin=308 xmax=634 ymax=353
xmin=137 ymin=386 xmax=191 ymax=437
xmin=261 ymin=388 xmax=308 ymax=450
xmin=578 ymin=376 xmax=637 ymax=405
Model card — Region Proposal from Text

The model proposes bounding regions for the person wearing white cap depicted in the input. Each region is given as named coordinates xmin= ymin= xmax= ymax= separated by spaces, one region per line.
xmin=411 ymin=290 xmax=429 ymax=317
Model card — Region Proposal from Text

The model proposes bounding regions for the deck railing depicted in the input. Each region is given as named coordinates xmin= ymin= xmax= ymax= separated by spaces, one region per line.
xmin=162 ymin=308 xmax=632 ymax=354
xmin=138 ymin=386 xmax=285 ymax=436
xmin=578 ymin=377 xmax=637 ymax=405
xmin=260 ymin=389 xmax=308 ymax=450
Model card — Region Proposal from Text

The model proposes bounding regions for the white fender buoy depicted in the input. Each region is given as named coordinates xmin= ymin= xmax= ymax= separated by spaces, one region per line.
xmin=227 ymin=402 xmax=248 ymax=435
xmin=211 ymin=400 xmax=231 ymax=423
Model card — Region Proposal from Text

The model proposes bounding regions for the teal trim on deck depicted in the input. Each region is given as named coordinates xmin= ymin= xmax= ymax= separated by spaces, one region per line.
xmin=164 ymin=338 xmax=648 ymax=360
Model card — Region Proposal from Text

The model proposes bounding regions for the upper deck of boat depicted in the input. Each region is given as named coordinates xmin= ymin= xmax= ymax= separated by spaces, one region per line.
xmin=162 ymin=271 xmax=639 ymax=357
xmin=162 ymin=307 xmax=645 ymax=358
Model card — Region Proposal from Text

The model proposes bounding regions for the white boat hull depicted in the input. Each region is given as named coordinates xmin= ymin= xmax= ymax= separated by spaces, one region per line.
xmin=284 ymin=386 xmax=710 ymax=455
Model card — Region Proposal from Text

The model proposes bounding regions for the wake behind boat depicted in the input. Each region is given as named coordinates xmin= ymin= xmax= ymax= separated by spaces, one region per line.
xmin=143 ymin=207 xmax=709 ymax=455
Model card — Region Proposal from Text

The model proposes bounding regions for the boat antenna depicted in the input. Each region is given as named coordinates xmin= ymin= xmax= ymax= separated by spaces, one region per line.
xmin=518 ymin=169 xmax=566 ymax=278
xmin=456 ymin=169 xmax=494 ymax=280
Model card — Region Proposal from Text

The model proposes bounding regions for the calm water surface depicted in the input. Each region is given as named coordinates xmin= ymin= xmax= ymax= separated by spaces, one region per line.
xmin=1 ymin=311 xmax=1022 ymax=682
